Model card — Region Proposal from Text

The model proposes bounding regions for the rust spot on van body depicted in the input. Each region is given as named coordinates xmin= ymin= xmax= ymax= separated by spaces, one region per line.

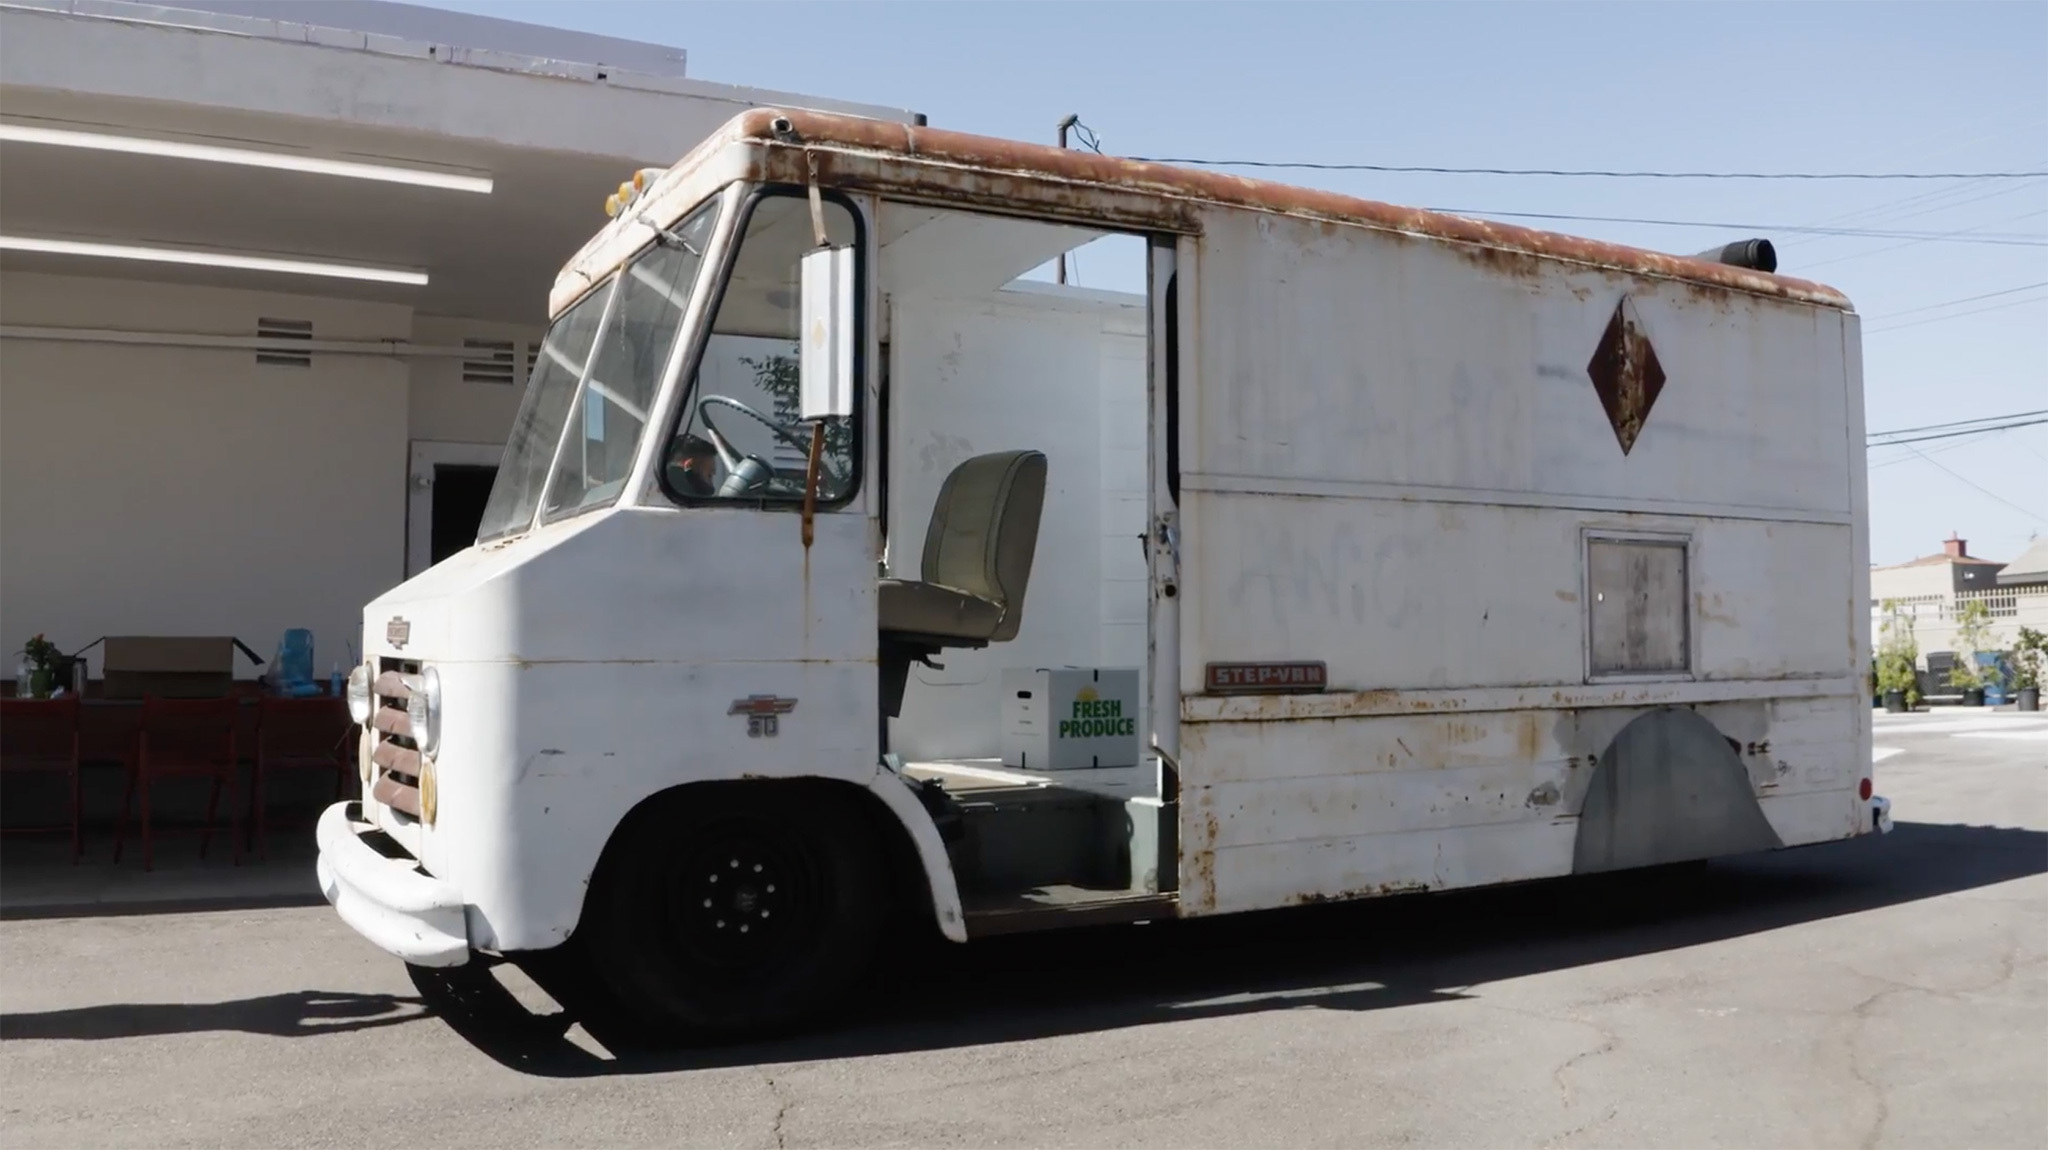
xmin=616 ymin=108 xmax=1855 ymax=312
xmin=1696 ymin=592 xmax=1741 ymax=628
xmin=1291 ymin=880 xmax=1434 ymax=906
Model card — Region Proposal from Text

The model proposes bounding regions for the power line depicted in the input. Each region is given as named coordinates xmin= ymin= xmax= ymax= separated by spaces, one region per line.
xmin=1803 ymin=199 xmax=2048 ymax=270
xmin=1870 ymin=433 xmax=1983 ymax=469
xmin=1866 ymin=293 xmax=2048 ymax=334
xmin=1868 ymin=409 xmax=2048 ymax=438
xmin=1894 ymin=442 xmax=2046 ymax=526
xmin=1870 ymin=417 xmax=2048 ymax=446
xmin=1419 ymin=207 xmax=2047 ymax=246
xmin=1801 ymin=177 xmax=2045 ymax=235
xmin=1867 ymin=281 xmax=2048 ymax=321
xmin=1124 ymin=156 xmax=2048 ymax=181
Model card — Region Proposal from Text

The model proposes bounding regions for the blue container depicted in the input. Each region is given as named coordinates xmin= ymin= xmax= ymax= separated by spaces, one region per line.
xmin=1979 ymin=652 xmax=2010 ymax=706
xmin=273 ymin=628 xmax=316 ymax=693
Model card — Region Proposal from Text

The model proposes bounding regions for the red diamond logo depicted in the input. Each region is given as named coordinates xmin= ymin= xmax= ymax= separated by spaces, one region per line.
xmin=1586 ymin=295 xmax=1665 ymax=456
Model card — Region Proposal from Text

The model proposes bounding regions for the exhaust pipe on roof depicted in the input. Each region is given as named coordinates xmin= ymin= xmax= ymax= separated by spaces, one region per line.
xmin=1694 ymin=238 xmax=1778 ymax=273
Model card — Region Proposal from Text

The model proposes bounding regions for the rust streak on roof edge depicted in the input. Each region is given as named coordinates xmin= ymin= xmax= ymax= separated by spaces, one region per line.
xmin=729 ymin=108 xmax=1854 ymax=312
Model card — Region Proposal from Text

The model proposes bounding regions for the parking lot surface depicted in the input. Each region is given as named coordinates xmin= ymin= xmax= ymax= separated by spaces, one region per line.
xmin=2 ymin=709 xmax=2042 ymax=1148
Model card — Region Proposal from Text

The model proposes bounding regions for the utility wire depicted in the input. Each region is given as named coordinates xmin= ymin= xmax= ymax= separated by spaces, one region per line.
xmin=1896 ymin=442 xmax=2046 ymax=525
xmin=1796 ymin=176 xmax=2044 ymax=235
xmin=1867 ymin=281 xmax=2048 ymax=321
xmin=1870 ymin=433 xmax=1985 ymax=469
xmin=1869 ymin=409 xmax=2048 ymax=438
xmin=1869 ymin=418 xmax=2048 ymax=446
xmin=1124 ymin=156 xmax=2048 ymax=181
xmin=1866 ymin=293 xmax=2048 ymax=334
xmin=1082 ymin=130 xmax=2048 ymax=247
xmin=1419 ymin=207 xmax=2046 ymax=246
xmin=1803 ymin=200 xmax=2048 ymax=270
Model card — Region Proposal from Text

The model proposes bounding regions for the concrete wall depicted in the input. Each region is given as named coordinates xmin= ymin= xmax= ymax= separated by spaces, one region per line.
xmin=1868 ymin=560 xmax=2036 ymax=663
xmin=161 ymin=0 xmax=690 ymax=78
xmin=1 ymin=2 xmax=915 ymax=168
xmin=1870 ymin=562 xmax=1960 ymax=607
xmin=1872 ymin=585 xmax=2048 ymax=663
xmin=1 ymin=271 xmax=417 ymax=677
xmin=407 ymin=314 xmax=535 ymax=446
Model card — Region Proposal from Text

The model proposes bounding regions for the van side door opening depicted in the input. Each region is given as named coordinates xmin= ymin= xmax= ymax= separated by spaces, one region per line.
xmin=869 ymin=200 xmax=1181 ymax=928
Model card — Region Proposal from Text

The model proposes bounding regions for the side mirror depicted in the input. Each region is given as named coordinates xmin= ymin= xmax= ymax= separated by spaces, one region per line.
xmin=799 ymin=245 xmax=856 ymax=421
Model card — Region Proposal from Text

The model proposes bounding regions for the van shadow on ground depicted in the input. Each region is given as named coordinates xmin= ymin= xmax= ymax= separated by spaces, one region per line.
xmin=409 ymin=819 xmax=2045 ymax=1078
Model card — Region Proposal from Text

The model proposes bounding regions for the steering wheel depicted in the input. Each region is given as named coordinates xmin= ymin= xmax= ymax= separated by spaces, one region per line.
xmin=695 ymin=394 xmax=844 ymax=498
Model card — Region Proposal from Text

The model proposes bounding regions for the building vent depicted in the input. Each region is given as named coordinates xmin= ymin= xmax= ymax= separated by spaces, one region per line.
xmin=463 ymin=339 xmax=517 ymax=385
xmin=526 ymin=342 xmax=541 ymax=384
xmin=255 ymin=318 xmax=313 ymax=367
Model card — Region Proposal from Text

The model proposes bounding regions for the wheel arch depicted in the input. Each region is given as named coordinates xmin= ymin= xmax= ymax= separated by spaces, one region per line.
xmin=580 ymin=772 xmax=966 ymax=945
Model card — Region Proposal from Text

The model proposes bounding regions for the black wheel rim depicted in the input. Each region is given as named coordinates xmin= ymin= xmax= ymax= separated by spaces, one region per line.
xmin=657 ymin=815 xmax=830 ymax=981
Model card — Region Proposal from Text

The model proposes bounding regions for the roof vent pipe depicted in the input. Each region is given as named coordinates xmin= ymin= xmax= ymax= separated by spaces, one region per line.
xmin=1694 ymin=238 xmax=1777 ymax=273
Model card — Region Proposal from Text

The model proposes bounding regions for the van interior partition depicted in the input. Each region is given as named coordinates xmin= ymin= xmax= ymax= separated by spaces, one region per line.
xmin=865 ymin=202 xmax=1175 ymax=929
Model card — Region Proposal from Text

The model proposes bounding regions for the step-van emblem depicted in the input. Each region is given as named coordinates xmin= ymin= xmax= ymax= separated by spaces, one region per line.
xmin=1205 ymin=661 xmax=1327 ymax=694
xmin=386 ymin=617 xmax=410 ymax=650
xmin=730 ymin=695 xmax=797 ymax=738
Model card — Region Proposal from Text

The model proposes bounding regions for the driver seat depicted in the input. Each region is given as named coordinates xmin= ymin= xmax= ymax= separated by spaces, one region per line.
xmin=878 ymin=449 xmax=1048 ymax=724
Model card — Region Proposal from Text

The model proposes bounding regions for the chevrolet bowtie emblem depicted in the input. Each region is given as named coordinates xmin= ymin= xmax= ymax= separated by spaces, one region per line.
xmin=385 ymin=617 xmax=411 ymax=650
xmin=730 ymin=695 xmax=796 ymax=738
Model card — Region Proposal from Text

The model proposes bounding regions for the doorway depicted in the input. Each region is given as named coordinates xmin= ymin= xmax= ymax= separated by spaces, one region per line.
xmin=406 ymin=441 xmax=505 ymax=577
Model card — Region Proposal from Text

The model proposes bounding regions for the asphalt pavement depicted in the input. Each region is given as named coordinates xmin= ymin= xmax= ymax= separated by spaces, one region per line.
xmin=2 ymin=709 xmax=2042 ymax=1149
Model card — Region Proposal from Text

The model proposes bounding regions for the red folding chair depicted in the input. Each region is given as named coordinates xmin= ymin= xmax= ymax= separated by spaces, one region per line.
xmin=114 ymin=695 xmax=241 ymax=871
xmin=0 ymin=697 xmax=83 ymax=864
xmin=253 ymin=696 xmax=356 ymax=860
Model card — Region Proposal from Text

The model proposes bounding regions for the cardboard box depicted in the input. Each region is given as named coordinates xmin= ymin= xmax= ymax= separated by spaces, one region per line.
xmin=102 ymin=636 xmax=244 ymax=699
xmin=1001 ymin=667 xmax=1142 ymax=771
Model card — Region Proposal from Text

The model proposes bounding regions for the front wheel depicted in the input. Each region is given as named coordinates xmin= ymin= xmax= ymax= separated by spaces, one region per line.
xmin=584 ymin=785 xmax=886 ymax=1041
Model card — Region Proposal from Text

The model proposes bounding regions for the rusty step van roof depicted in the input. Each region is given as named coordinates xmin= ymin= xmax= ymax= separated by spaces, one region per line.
xmin=556 ymin=108 xmax=1854 ymax=317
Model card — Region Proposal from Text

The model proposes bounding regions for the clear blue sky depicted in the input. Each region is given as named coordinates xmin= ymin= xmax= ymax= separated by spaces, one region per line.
xmin=431 ymin=0 xmax=2046 ymax=567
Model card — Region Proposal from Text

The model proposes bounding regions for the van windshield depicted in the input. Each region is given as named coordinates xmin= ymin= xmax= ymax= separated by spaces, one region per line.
xmin=475 ymin=200 xmax=720 ymax=542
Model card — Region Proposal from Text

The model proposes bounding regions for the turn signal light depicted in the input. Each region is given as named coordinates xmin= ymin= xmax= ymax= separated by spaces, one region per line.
xmin=1859 ymin=777 xmax=1873 ymax=801
xmin=604 ymin=169 xmax=668 ymax=219
xmin=419 ymin=756 xmax=439 ymax=825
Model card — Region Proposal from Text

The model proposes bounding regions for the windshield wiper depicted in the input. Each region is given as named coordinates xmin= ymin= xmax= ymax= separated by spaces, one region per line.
xmin=639 ymin=215 xmax=701 ymax=256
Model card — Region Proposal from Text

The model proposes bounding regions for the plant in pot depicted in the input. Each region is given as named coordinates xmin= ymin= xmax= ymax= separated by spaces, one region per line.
xmin=2011 ymin=626 xmax=2045 ymax=713
xmin=15 ymin=634 xmax=62 ymax=699
xmin=1947 ymin=598 xmax=1996 ymax=707
xmin=1875 ymin=600 xmax=1919 ymax=713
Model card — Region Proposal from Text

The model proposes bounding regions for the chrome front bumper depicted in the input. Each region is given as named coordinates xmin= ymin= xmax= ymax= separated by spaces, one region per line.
xmin=315 ymin=801 xmax=471 ymax=968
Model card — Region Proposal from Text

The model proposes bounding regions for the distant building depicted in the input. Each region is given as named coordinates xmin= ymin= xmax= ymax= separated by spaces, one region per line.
xmin=1995 ymin=537 xmax=2048 ymax=591
xmin=1871 ymin=534 xmax=2048 ymax=671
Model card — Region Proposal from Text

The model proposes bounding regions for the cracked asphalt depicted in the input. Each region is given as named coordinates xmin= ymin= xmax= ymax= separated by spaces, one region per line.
xmin=3 ymin=714 xmax=2042 ymax=1149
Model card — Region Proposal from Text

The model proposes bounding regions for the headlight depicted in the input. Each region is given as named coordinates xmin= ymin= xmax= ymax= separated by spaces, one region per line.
xmin=406 ymin=666 xmax=443 ymax=755
xmin=345 ymin=663 xmax=374 ymax=724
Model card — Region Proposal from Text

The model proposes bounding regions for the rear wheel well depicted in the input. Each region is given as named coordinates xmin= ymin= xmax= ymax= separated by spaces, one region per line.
xmin=584 ymin=776 xmax=937 ymax=941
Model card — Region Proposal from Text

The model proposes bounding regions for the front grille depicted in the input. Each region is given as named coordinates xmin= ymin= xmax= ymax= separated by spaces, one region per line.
xmin=371 ymin=656 xmax=424 ymax=821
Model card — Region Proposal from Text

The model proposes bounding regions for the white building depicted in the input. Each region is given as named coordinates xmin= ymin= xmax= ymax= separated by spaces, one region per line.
xmin=1870 ymin=533 xmax=2048 ymax=663
xmin=0 ymin=0 xmax=918 ymax=677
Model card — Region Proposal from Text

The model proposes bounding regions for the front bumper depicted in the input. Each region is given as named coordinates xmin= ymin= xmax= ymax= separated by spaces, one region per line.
xmin=315 ymin=801 xmax=471 ymax=968
xmin=1870 ymin=794 xmax=1894 ymax=835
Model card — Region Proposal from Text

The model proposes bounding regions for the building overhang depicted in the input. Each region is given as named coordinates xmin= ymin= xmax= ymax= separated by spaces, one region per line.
xmin=0 ymin=0 xmax=920 ymax=321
